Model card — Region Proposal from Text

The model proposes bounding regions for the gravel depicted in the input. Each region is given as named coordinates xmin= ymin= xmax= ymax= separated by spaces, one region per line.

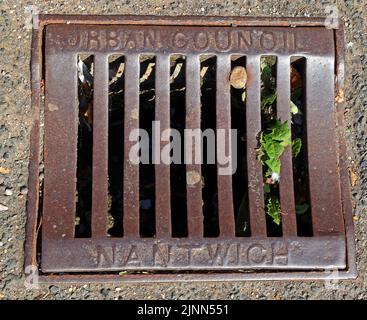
xmin=0 ymin=0 xmax=366 ymax=300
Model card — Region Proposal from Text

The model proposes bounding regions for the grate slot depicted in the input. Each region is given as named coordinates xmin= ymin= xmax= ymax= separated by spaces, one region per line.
xmin=139 ymin=55 xmax=156 ymax=237
xmin=306 ymin=56 xmax=344 ymax=235
xmin=276 ymin=55 xmax=297 ymax=236
xmin=155 ymin=54 xmax=171 ymax=237
xmin=200 ymin=55 xmax=219 ymax=238
xmin=231 ymin=56 xmax=250 ymax=237
xmin=107 ymin=55 xmax=125 ymax=237
xmin=291 ymin=57 xmax=312 ymax=236
xmin=170 ymin=55 xmax=188 ymax=238
xmin=185 ymin=54 xmax=203 ymax=237
xmin=216 ymin=54 xmax=235 ymax=236
xmin=91 ymin=54 xmax=109 ymax=238
xmin=123 ymin=54 xmax=140 ymax=237
xmin=245 ymin=55 xmax=266 ymax=237
xmin=76 ymin=54 xmax=93 ymax=238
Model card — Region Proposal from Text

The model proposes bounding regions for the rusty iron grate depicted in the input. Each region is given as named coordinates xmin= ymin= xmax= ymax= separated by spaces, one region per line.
xmin=25 ymin=15 xmax=356 ymax=283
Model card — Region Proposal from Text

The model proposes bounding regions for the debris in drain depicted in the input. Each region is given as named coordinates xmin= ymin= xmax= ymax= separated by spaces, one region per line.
xmin=229 ymin=66 xmax=247 ymax=89
xmin=232 ymin=56 xmax=311 ymax=234
xmin=75 ymin=55 xmax=94 ymax=238
xmin=74 ymin=53 xmax=313 ymax=237
xmin=258 ymin=57 xmax=310 ymax=232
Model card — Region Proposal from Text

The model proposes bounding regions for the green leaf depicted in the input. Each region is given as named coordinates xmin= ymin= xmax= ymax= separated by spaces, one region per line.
xmin=266 ymin=195 xmax=281 ymax=225
xmin=292 ymin=138 xmax=302 ymax=158
xmin=259 ymin=119 xmax=293 ymax=178
xmin=260 ymin=56 xmax=277 ymax=71
xmin=262 ymin=136 xmax=284 ymax=159
xmin=263 ymin=183 xmax=271 ymax=193
xmin=296 ymin=203 xmax=309 ymax=215
xmin=291 ymin=88 xmax=302 ymax=101
xmin=265 ymin=158 xmax=281 ymax=175
xmin=290 ymin=100 xmax=299 ymax=114
xmin=261 ymin=92 xmax=277 ymax=109
xmin=271 ymin=121 xmax=291 ymax=147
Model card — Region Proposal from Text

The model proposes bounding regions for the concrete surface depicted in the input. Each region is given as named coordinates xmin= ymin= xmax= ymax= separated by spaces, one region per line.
xmin=0 ymin=0 xmax=366 ymax=300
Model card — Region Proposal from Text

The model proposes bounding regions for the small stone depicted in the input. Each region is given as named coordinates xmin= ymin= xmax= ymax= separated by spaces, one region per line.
xmin=101 ymin=288 xmax=110 ymax=297
xmin=186 ymin=171 xmax=201 ymax=185
xmin=20 ymin=186 xmax=28 ymax=195
xmin=4 ymin=189 xmax=12 ymax=196
xmin=49 ymin=285 xmax=60 ymax=294
xmin=0 ymin=204 xmax=8 ymax=211
xmin=6 ymin=259 xmax=17 ymax=269
xmin=229 ymin=66 xmax=247 ymax=89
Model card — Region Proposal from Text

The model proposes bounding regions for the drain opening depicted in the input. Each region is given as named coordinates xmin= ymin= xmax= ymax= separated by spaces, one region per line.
xmin=75 ymin=54 xmax=94 ymax=238
xmin=107 ymin=55 xmax=125 ymax=237
xmin=200 ymin=55 xmax=219 ymax=237
xmin=74 ymin=53 xmax=313 ymax=239
xmin=230 ymin=56 xmax=250 ymax=237
xmin=170 ymin=55 xmax=188 ymax=237
xmin=139 ymin=55 xmax=156 ymax=237
xmin=260 ymin=55 xmax=283 ymax=237
xmin=290 ymin=57 xmax=313 ymax=236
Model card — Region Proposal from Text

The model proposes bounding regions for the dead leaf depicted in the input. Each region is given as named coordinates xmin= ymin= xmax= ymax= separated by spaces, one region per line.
xmin=230 ymin=66 xmax=247 ymax=89
xmin=291 ymin=67 xmax=302 ymax=90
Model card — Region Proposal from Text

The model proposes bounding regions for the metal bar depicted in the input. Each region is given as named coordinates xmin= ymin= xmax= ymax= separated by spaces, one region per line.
xmin=276 ymin=55 xmax=297 ymax=236
xmin=216 ymin=54 xmax=235 ymax=236
xmin=185 ymin=54 xmax=203 ymax=237
xmin=245 ymin=55 xmax=267 ymax=236
xmin=91 ymin=54 xmax=109 ymax=238
xmin=155 ymin=54 xmax=171 ymax=237
xmin=43 ymin=50 xmax=77 ymax=239
xmin=123 ymin=54 xmax=140 ymax=237
xmin=306 ymin=56 xmax=344 ymax=235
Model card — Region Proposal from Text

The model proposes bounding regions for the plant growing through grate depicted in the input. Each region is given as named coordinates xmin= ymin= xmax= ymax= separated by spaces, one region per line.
xmin=25 ymin=16 xmax=356 ymax=282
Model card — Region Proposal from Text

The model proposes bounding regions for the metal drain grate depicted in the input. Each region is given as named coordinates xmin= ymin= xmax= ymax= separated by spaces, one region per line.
xmin=25 ymin=15 xmax=356 ymax=282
